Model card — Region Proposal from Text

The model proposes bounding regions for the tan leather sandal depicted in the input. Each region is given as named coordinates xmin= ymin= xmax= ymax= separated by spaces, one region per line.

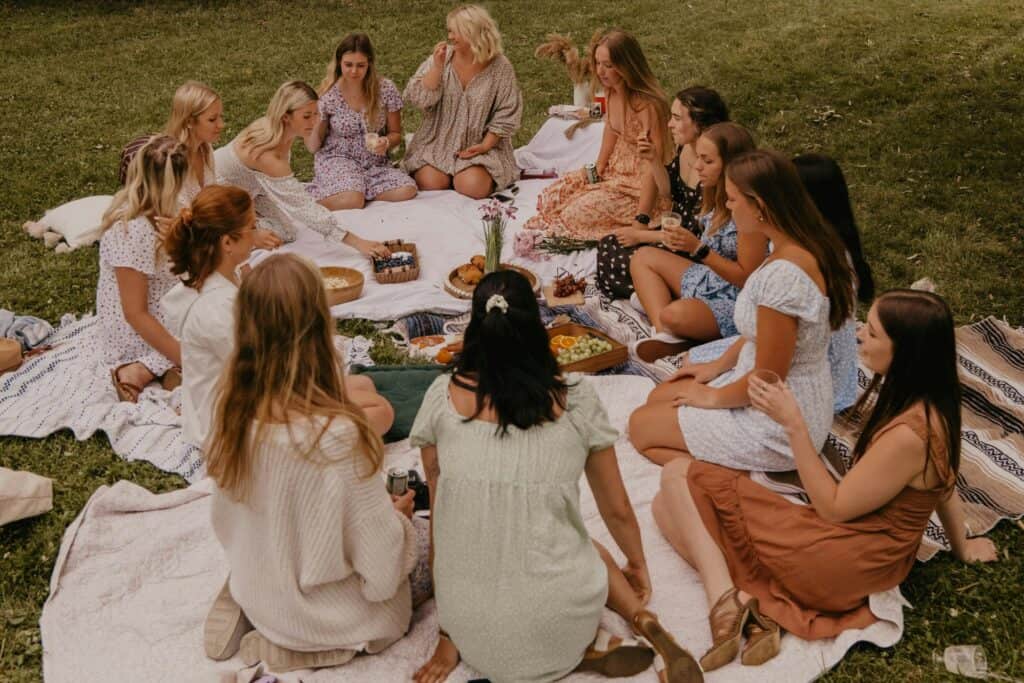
xmin=110 ymin=364 xmax=144 ymax=403
xmin=740 ymin=602 xmax=781 ymax=666
xmin=699 ymin=587 xmax=756 ymax=672
xmin=575 ymin=627 xmax=655 ymax=677
xmin=632 ymin=610 xmax=703 ymax=682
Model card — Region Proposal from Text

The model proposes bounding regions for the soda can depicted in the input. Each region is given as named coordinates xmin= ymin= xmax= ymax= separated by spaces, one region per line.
xmin=585 ymin=163 xmax=599 ymax=184
xmin=589 ymin=103 xmax=602 ymax=119
xmin=386 ymin=467 xmax=409 ymax=496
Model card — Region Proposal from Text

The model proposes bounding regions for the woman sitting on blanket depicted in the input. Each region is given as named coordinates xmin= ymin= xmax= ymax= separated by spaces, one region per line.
xmin=201 ymin=253 xmax=422 ymax=674
xmin=629 ymin=122 xmax=767 ymax=362
xmin=524 ymin=29 xmax=672 ymax=240
xmin=629 ymin=150 xmax=855 ymax=470
xmin=402 ymin=4 xmax=523 ymax=199
xmin=597 ymin=86 xmax=730 ymax=301
xmin=99 ymin=135 xmax=188 ymax=402
xmin=215 ymin=80 xmax=389 ymax=257
xmin=305 ymin=32 xmax=417 ymax=210
xmin=410 ymin=269 xmax=701 ymax=683
xmin=119 ymin=81 xmax=224 ymax=206
xmin=652 ymin=288 xmax=998 ymax=673
xmin=686 ymin=153 xmax=875 ymax=414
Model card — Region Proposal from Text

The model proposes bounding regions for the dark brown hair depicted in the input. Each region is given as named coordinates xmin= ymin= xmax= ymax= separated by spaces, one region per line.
xmin=698 ymin=122 xmax=756 ymax=230
xmin=726 ymin=149 xmax=855 ymax=329
xmin=164 ymin=185 xmax=253 ymax=290
xmin=851 ymin=290 xmax=960 ymax=490
xmin=675 ymin=86 xmax=729 ymax=133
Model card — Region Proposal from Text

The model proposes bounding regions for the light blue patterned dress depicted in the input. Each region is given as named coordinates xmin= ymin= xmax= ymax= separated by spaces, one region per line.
xmin=680 ymin=212 xmax=741 ymax=337
xmin=678 ymin=259 xmax=834 ymax=471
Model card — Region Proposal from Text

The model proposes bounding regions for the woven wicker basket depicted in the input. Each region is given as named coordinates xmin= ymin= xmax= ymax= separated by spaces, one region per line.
xmin=320 ymin=266 xmax=364 ymax=306
xmin=373 ymin=241 xmax=420 ymax=284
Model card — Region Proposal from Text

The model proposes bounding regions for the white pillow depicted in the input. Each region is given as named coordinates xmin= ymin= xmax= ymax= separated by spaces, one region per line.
xmin=40 ymin=195 xmax=113 ymax=249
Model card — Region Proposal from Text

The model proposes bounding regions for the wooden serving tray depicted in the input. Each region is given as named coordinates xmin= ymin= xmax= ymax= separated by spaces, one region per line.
xmin=547 ymin=322 xmax=628 ymax=374
xmin=320 ymin=266 xmax=364 ymax=306
xmin=444 ymin=263 xmax=539 ymax=300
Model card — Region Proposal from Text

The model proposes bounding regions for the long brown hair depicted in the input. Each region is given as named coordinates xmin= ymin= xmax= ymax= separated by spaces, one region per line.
xmin=205 ymin=253 xmax=383 ymax=501
xmin=163 ymin=185 xmax=253 ymax=290
xmin=851 ymin=290 xmax=960 ymax=490
xmin=726 ymin=150 xmax=855 ymax=329
xmin=591 ymin=29 xmax=671 ymax=164
xmin=317 ymin=33 xmax=383 ymax=132
xmin=698 ymin=122 xmax=756 ymax=232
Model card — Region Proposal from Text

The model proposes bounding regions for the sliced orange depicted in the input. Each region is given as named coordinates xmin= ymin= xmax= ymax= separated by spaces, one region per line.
xmin=558 ymin=336 xmax=578 ymax=349
xmin=549 ymin=340 xmax=561 ymax=354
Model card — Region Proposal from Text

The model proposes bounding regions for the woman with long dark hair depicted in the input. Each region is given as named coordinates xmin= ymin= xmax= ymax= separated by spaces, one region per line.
xmin=411 ymin=270 xmax=700 ymax=683
xmin=652 ymin=289 xmax=997 ymax=672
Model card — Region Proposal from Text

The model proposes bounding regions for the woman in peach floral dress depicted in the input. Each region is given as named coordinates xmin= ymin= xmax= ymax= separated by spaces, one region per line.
xmin=525 ymin=30 xmax=672 ymax=240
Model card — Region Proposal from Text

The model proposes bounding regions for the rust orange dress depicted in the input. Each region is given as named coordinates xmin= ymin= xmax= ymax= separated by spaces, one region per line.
xmin=687 ymin=404 xmax=952 ymax=639
xmin=525 ymin=98 xmax=671 ymax=240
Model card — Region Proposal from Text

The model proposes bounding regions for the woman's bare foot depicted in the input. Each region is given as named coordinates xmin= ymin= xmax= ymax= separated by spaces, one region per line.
xmin=414 ymin=632 xmax=460 ymax=683
xmin=111 ymin=362 xmax=156 ymax=402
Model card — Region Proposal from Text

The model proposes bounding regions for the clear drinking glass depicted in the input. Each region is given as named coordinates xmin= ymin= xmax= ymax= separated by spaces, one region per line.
xmin=364 ymin=132 xmax=381 ymax=153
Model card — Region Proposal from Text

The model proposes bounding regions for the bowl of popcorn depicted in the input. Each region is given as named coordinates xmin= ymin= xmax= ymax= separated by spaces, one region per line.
xmin=320 ymin=266 xmax=365 ymax=306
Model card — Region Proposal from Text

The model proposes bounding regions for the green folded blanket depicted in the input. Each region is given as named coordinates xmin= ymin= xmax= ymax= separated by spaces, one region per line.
xmin=349 ymin=364 xmax=445 ymax=443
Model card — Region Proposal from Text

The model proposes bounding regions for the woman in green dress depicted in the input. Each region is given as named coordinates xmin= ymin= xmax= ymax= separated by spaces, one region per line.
xmin=410 ymin=270 xmax=701 ymax=683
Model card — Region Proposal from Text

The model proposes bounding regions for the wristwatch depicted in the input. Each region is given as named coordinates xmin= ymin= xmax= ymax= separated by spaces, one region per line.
xmin=634 ymin=213 xmax=651 ymax=225
xmin=691 ymin=243 xmax=711 ymax=263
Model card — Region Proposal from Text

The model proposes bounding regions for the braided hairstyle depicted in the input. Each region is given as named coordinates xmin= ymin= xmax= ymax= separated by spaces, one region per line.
xmin=163 ymin=185 xmax=253 ymax=290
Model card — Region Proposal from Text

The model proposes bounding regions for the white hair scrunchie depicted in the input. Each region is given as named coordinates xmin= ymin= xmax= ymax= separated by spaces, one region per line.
xmin=485 ymin=294 xmax=509 ymax=314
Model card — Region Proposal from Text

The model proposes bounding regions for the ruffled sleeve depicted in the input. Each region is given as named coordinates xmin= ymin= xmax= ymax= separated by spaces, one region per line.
xmin=753 ymin=260 xmax=829 ymax=322
xmin=409 ymin=374 xmax=449 ymax=448
xmin=100 ymin=217 xmax=158 ymax=275
xmin=380 ymin=78 xmax=403 ymax=112
xmin=485 ymin=57 xmax=522 ymax=138
xmin=565 ymin=375 xmax=619 ymax=453
xmin=403 ymin=56 xmax=443 ymax=111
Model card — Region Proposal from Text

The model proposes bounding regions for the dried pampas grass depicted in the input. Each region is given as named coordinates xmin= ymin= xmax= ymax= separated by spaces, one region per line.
xmin=535 ymin=31 xmax=602 ymax=84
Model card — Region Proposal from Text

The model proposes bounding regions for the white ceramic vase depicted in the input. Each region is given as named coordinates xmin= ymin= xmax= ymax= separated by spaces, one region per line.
xmin=572 ymin=81 xmax=592 ymax=107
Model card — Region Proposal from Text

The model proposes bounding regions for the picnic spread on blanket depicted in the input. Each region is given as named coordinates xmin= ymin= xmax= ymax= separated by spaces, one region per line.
xmin=5 ymin=19 xmax=1023 ymax=683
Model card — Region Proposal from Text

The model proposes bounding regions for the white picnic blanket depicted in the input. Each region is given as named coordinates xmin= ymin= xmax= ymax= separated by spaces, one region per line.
xmin=264 ymin=178 xmax=596 ymax=321
xmin=41 ymin=376 xmax=906 ymax=683
xmin=514 ymin=116 xmax=605 ymax=175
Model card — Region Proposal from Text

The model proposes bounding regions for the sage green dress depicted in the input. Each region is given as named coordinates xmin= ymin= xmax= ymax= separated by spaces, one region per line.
xmin=409 ymin=374 xmax=616 ymax=683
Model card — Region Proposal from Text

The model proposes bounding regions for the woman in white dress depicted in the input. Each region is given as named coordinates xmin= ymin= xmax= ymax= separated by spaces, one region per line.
xmin=215 ymin=81 xmax=389 ymax=257
xmin=629 ymin=150 xmax=855 ymax=470
xmin=99 ymin=135 xmax=189 ymax=401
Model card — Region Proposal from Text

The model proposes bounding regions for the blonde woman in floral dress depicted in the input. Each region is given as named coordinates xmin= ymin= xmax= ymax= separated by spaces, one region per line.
xmin=402 ymin=5 xmax=522 ymax=199
xmin=525 ymin=30 xmax=672 ymax=240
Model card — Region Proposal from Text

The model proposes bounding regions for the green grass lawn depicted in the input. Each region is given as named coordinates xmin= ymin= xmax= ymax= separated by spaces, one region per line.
xmin=1 ymin=1 xmax=1022 ymax=680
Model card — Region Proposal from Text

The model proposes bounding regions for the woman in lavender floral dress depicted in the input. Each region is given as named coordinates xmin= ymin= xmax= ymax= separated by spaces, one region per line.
xmin=306 ymin=33 xmax=416 ymax=210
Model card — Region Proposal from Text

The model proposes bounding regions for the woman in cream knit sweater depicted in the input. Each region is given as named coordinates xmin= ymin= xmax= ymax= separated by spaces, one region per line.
xmin=201 ymin=253 xmax=429 ymax=673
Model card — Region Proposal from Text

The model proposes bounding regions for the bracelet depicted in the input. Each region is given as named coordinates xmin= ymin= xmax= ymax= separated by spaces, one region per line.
xmin=634 ymin=213 xmax=651 ymax=225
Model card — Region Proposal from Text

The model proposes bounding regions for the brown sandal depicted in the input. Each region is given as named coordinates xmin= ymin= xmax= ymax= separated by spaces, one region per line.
xmin=576 ymin=627 xmax=655 ymax=677
xmin=110 ymin=364 xmax=144 ymax=403
xmin=160 ymin=367 xmax=182 ymax=391
xmin=632 ymin=610 xmax=703 ymax=682
xmin=699 ymin=587 xmax=756 ymax=672
xmin=740 ymin=602 xmax=781 ymax=666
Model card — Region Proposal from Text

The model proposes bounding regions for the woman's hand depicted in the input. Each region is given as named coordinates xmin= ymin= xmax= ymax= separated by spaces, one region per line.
xmin=748 ymin=374 xmax=803 ymax=432
xmin=670 ymin=360 xmax=722 ymax=384
xmin=457 ymin=143 xmax=489 ymax=159
xmin=254 ymin=229 xmax=283 ymax=250
xmin=613 ymin=226 xmax=645 ymax=247
xmin=431 ymin=41 xmax=448 ymax=69
xmin=391 ymin=490 xmax=415 ymax=520
xmin=349 ymin=235 xmax=391 ymax=259
xmin=957 ymin=536 xmax=999 ymax=563
xmin=622 ymin=560 xmax=652 ymax=606
xmin=637 ymin=132 xmax=656 ymax=162
xmin=671 ymin=382 xmax=718 ymax=408
xmin=663 ymin=227 xmax=700 ymax=254
xmin=370 ymin=136 xmax=389 ymax=156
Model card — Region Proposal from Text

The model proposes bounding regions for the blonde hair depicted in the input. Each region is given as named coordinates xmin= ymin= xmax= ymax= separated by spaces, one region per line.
xmin=100 ymin=135 xmax=189 ymax=234
xmin=205 ymin=253 xmax=384 ymax=501
xmin=164 ymin=80 xmax=220 ymax=177
xmin=317 ymin=33 xmax=383 ymax=132
xmin=447 ymin=4 xmax=503 ymax=64
xmin=591 ymin=29 xmax=672 ymax=164
xmin=237 ymin=81 xmax=318 ymax=159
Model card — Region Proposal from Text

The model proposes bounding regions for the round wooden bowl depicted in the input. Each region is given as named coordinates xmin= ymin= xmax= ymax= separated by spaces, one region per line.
xmin=320 ymin=266 xmax=364 ymax=306
xmin=444 ymin=263 xmax=540 ymax=300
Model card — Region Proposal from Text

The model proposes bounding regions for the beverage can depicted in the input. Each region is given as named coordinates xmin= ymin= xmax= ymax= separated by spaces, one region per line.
xmin=386 ymin=467 xmax=409 ymax=496
xmin=585 ymin=163 xmax=599 ymax=184
xmin=589 ymin=103 xmax=602 ymax=119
